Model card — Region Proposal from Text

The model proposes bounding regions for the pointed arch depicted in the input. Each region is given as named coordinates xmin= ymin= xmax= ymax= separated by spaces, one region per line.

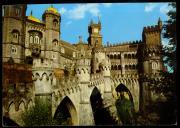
xmin=54 ymin=96 xmax=78 ymax=125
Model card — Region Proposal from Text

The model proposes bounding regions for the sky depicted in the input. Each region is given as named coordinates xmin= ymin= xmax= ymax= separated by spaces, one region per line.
xmin=26 ymin=3 xmax=173 ymax=45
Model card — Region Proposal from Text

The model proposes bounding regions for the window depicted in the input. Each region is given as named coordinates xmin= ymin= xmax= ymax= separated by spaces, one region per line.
xmin=35 ymin=35 xmax=39 ymax=44
xmin=28 ymin=30 xmax=42 ymax=45
xmin=152 ymin=62 xmax=159 ymax=69
xmin=61 ymin=47 xmax=65 ymax=53
xmin=2 ymin=6 xmax=4 ymax=16
xmin=53 ymin=39 xmax=58 ymax=46
xmin=30 ymin=36 xmax=33 ymax=43
xmin=12 ymin=30 xmax=19 ymax=43
xmin=53 ymin=19 xmax=58 ymax=28
xmin=73 ymin=52 xmax=76 ymax=58
xmin=15 ymin=8 xmax=20 ymax=16
xmin=52 ymin=54 xmax=56 ymax=59
xmin=11 ymin=46 xmax=17 ymax=54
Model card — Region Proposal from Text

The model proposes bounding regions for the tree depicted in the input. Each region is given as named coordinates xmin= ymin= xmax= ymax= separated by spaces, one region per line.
xmin=150 ymin=2 xmax=177 ymax=124
xmin=21 ymin=99 xmax=52 ymax=126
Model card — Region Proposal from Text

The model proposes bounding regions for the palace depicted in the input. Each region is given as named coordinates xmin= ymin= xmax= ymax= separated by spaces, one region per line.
xmin=2 ymin=5 xmax=164 ymax=126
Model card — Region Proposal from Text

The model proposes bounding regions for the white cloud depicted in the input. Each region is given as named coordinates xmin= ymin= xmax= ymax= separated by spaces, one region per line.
xmin=59 ymin=7 xmax=67 ymax=15
xmin=145 ymin=3 xmax=158 ymax=12
xmin=66 ymin=21 xmax=72 ymax=26
xmin=67 ymin=4 xmax=100 ymax=20
xmin=102 ymin=3 xmax=112 ymax=8
xmin=160 ymin=4 xmax=171 ymax=14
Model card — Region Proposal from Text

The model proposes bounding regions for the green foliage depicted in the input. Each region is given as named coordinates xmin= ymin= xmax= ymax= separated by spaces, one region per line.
xmin=148 ymin=3 xmax=177 ymax=124
xmin=115 ymin=97 xmax=134 ymax=124
xmin=22 ymin=99 xmax=52 ymax=126
xmin=163 ymin=3 xmax=176 ymax=72
xmin=150 ymin=2 xmax=176 ymax=99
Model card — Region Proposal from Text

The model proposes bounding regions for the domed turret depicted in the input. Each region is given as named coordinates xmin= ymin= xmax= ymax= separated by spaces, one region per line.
xmin=27 ymin=10 xmax=42 ymax=23
xmin=47 ymin=6 xmax=58 ymax=14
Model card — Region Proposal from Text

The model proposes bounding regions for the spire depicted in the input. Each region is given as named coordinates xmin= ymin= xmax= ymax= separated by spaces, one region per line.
xmin=158 ymin=17 xmax=162 ymax=29
xmin=90 ymin=19 xmax=93 ymax=25
xmin=78 ymin=36 xmax=83 ymax=43
xmin=98 ymin=15 xmax=101 ymax=24
xmin=30 ymin=10 xmax=33 ymax=16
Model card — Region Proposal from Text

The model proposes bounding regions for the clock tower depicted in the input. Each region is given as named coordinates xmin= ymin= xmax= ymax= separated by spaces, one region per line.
xmin=88 ymin=19 xmax=102 ymax=48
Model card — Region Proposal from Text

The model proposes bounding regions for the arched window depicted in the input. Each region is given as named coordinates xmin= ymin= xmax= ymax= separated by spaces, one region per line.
xmin=52 ymin=54 xmax=56 ymax=59
xmin=152 ymin=62 xmax=159 ymax=69
xmin=114 ymin=54 xmax=117 ymax=59
xmin=15 ymin=7 xmax=20 ymax=16
xmin=61 ymin=47 xmax=65 ymax=53
xmin=128 ymin=54 xmax=131 ymax=59
xmin=12 ymin=30 xmax=19 ymax=43
xmin=2 ymin=6 xmax=4 ymax=16
xmin=53 ymin=19 xmax=58 ymax=28
xmin=114 ymin=65 xmax=118 ymax=70
xmin=30 ymin=36 xmax=33 ymax=43
xmin=73 ymin=52 xmax=76 ymax=58
xmin=125 ymin=65 xmax=128 ymax=70
xmin=118 ymin=65 xmax=121 ymax=70
xmin=111 ymin=65 xmax=114 ymax=70
xmin=132 ymin=54 xmax=135 ymax=59
xmin=35 ymin=35 xmax=39 ymax=44
xmin=11 ymin=46 xmax=17 ymax=54
xmin=28 ymin=30 xmax=42 ymax=45
xmin=132 ymin=65 xmax=136 ymax=69
xmin=118 ymin=54 xmax=121 ymax=59
xmin=124 ymin=54 xmax=127 ymax=59
xmin=53 ymin=39 xmax=58 ymax=46
xmin=129 ymin=65 xmax=132 ymax=70
xmin=110 ymin=54 xmax=113 ymax=59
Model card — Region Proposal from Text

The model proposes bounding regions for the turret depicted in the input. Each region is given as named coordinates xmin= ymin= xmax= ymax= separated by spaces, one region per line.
xmin=75 ymin=58 xmax=91 ymax=82
xmin=42 ymin=5 xmax=61 ymax=68
xmin=142 ymin=18 xmax=163 ymax=74
xmin=88 ymin=19 xmax=102 ymax=48
xmin=2 ymin=5 xmax=27 ymax=63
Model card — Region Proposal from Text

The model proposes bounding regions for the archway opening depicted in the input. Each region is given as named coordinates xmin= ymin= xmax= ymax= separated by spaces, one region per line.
xmin=90 ymin=87 xmax=114 ymax=125
xmin=115 ymin=83 xmax=135 ymax=125
xmin=53 ymin=96 xmax=77 ymax=125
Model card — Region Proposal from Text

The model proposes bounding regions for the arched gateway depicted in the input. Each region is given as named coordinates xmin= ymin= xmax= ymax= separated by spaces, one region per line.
xmin=53 ymin=96 xmax=78 ymax=125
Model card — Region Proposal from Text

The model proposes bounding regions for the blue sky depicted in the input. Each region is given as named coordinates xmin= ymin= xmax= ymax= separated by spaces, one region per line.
xmin=26 ymin=3 xmax=172 ymax=45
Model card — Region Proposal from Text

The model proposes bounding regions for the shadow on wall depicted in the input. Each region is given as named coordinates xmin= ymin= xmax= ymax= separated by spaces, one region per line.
xmin=3 ymin=116 xmax=19 ymax=127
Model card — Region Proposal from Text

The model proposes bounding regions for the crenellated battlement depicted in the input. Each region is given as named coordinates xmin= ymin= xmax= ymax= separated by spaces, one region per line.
xmin=90 ymin=73 xmax=104 ymax=81
xmin=32 ymin=58 xmax=53 ymax=69
xmin=105 ymin=40 xmax=142 ymax=48
xmin=143 ymin=25 xmax=161 ymax=34
xmin=111 ymin=73 xmax=139 ymax=79
xmin=32 ymin=72 xmax=53 ymax=81
xmin=76 ymin=58 xmax=91 ymax=67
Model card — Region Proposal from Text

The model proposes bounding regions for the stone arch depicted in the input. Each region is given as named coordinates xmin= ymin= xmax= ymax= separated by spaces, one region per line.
xmin=54 ymin=96 xmax=78 ymax=125
xmin=118 ymin=65 xmax=121 ymax=70
xmin=128 ymin=54 xmax=131 ymax=59
xmin=42 ymin=72 xmax=48 ymax=80
xmin=110 ymin=54 xmax=113 ymax=59
xmin=90 ymin=86 xmax=113 ymax=125
xmin=8 ymin=101 xmax=15 ymax=113
xmin=115 ymin=83 xmax=134 ymax=108
xmin=27 ymin=99 xmax=33 ymax=110
xmin=18 ymin=100 xmax=25 ymax=111
xmin=125 ymin=65 xmax=128 ymax=70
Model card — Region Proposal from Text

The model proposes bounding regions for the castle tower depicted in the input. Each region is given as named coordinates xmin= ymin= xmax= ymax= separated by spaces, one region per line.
xmin=32 ymin=58 xmax=53 ymax=115
xmin=88 ymin=19 xmax=102 ymax=48
xmin=2 ymin=5 xmax=27 ymax=63
xmin=42 ymin=6 xmax=61 ymax=68
xmin=142 ymin=18 xmax=163 ymax=74
xmin=140 ymin=18 xmax=163 ymax=111
xmin=75 ymin=58 xmax=94 ymax=125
